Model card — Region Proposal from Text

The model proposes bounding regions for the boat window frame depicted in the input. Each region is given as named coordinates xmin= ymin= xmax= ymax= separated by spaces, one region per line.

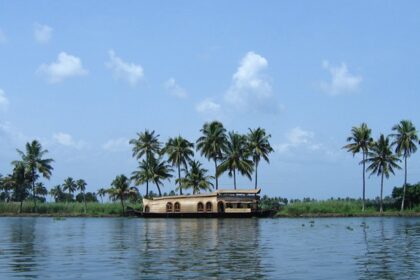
xmin=174 ymin=202 xmax=181 ymax=212
xmin=197 ymin=202 xmax=204 ymax=212
xmin=205 ymin=201 xmax=212 ymax=212
xmin=166 ymin=202 xmax=173 ymax=212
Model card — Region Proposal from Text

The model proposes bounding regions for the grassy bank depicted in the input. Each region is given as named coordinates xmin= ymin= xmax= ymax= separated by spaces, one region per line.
xmin=0 ymin=202 xmax=142 ymax=217
xmin=276 ymin=200 xmax=420 ymax=217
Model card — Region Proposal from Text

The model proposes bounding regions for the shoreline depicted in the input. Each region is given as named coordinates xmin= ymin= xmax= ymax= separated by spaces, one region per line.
xmin=0 ymin=212 xmax=419 ymax=218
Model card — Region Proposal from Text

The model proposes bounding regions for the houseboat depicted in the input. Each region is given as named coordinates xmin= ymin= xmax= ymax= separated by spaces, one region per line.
xmin=142 ymin=188 xmax=263 ymax=218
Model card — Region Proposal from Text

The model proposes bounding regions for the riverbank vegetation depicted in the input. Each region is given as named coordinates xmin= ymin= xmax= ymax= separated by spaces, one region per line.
xmin=1 ymin=120 xmax=420 ymax=216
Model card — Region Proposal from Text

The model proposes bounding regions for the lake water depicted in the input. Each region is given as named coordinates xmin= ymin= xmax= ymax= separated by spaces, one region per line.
xmin=0 ymin=217 xmax=419 ymax=279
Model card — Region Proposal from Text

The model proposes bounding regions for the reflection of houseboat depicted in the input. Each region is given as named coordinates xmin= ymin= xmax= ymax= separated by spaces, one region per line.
xmin=142 ymin=188 xmax=263 ymax=218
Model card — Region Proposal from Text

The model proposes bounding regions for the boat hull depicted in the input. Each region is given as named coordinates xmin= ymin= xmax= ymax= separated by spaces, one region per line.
xmin=137 ymin=210 xmax=273 ymax=218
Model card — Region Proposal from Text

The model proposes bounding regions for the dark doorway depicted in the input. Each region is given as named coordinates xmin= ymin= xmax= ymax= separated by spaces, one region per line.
xmin=217 ymin=201 xmax=225 ymax=213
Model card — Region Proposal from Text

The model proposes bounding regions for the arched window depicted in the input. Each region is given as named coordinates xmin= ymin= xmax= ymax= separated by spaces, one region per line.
xmin=166 ymin=202 xmax=173 ymax=212
xmin=144 ymin=206 xmax=150 ymax=213
xmin=174 ymin=202 xmax=181 ymax=212
xmin=206 ymin=202 xmax=212 ymax=212
xmin=197 ymin=202 xmax=204 ymax=212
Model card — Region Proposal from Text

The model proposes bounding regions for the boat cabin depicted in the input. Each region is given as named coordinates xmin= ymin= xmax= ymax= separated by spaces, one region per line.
xmin=142 ymin=188 xmax=261 ymax=217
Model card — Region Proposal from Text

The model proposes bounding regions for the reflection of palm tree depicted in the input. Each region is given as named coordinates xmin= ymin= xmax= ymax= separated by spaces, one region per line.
xmin=218 ymin=132 xmax=253 ymax=189
xmin=14 ymin=140 xmax=54 ymax=210
xmin=196 ymin=121 xmax=227 ymax=190
xmin=177 ymin=160 xmax=213 ymax=194
xmin=343 ymin=123 xmax=373 ymax=211
xmin=163 ymin=136 xmax=194 ymax=195
xmin=247 ymin=128 xmax=273 ymax=189
xmin=62 ymin=177 xmax=77 ymax=203
xmin=390 ymin=120 xmax=418 ymax=211
xmin=365 ymin=135 xmax=401 ymax=212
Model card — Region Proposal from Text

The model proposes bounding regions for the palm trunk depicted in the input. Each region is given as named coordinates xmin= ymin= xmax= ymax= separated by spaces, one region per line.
xmin=380 ymin=172 xmax=384 ymax=213
xmin=401 ymin=156 xmax=407 ymax=211
xmin=19 ymin=200 xmax=23 ymax=213
xmin=233 ymin=169 xmax=237 ymax=190
xmin=254 ymin=161 xmax=258 ymax=189
xmin=362 ymin=152 xmax=366 ymax=212
xmin=178 ymin=164 xmax=182 ymax=195
xmin=214 ymin=158 xmax=218 ymax=190
xmin=101 ymin=196 xmax=103 ymax=203
xmin=146 ymin=181 xmax=149 ymax=198
xmin=120 ymin=197 xmax=125 ymax=215
xmin=32 ymin=168 xmax=37 ymax=211
xmin=156 ymin=183 xmax=162 ymax=197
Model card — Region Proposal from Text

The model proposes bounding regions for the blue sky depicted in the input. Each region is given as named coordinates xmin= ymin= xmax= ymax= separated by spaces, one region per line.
xmin=1 ymin=1 xmax=420 ymax=199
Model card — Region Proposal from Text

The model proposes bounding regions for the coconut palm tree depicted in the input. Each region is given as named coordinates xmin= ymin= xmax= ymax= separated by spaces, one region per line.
xmin=343 ymin=123 xmax=374 ymax=211
xmin=107 ymin=174 xmax=137 ymax=215
xmin=218 ymin=131 xmax=254 ymax=190
xmin=129 ymin=129 xmax=161 ymax=196
xmin=76 ymin=179 xmax=87 ymax=213
xmin=196 ymin=121 xmax=227 ymax=190
xmin=50 ymin=185 xmax=63 ymax=202
xmin=365 ymin=134 xmax=401 ymax=213
xmin=177 ymin=160 xmax=214 ymax=194
xmin=34 ymin=182 xmax=48 ymax=202
xmin=246 ymin=128 xmax=273 ymax=189
xmin=13 ymin=140 xmax=54 ymax=210
xmin=97 ymin=188 xmax=107 ymax=203
xmin=148 ymin=156 xmax=173 ymax=197
xmin=62 ymin=177 xmax=77 ymax=203
xmin=131 ymin=158 xmax=153 ymax=197
xmin=163 ymin=136 xmax=194 ymax=195
xmin=390 ymin=120 xmax=418 ymax=211
xmin=9 ymin=162 xmax=31 ymax=212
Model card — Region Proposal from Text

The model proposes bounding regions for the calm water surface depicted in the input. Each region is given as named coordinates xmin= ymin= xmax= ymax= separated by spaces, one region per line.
xmin=0 ymin=217 xmax=419 ymax=279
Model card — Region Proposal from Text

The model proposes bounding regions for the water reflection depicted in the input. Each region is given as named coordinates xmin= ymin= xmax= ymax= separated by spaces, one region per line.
xmin=0 ymin=217 xmax=418 ymax=279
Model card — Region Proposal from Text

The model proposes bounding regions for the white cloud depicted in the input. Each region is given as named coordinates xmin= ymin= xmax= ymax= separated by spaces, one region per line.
xmin=195 ymin=98 xmax=221 ymax=114
xmin=34 ymin=23 xmax=53 ymax=44
xmin=275 ymin=127 xmax=315 ymax=154
xmin=53 ymin=132 xmax=86 ymax=149
xmin=37 ymin=52 xmax=88 ymax=83
xmin=0 ymin=29 xmax=6 ymax=44
xmin=225 ymin=51 xmax=277 ymax=112
xmin=102 ymin=137 xmax=130 ymax=152
xmin=164 ymin=78 xmax=187 ymax=98
xmin=320 ymin=61 xmax=362 ymax=95
xmin=0 ymin=89 xmax=9 ymax=111
xmin=106 ymin=50 xmax=144 ymax=86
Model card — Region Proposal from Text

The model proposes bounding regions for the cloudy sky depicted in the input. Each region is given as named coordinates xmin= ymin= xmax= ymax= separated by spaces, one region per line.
xmin=1 ymin=1 xmax=420 ymax=199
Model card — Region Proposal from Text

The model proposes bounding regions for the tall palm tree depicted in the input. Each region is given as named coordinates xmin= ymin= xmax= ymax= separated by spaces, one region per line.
xmin=148 ymin=156 xmax=173 ymax=196
xmin=13 ymin=140 xmax=54 ymax=210
xmin=343 ymin=123 xmax=374 ymax=211
xmin=163 ymin=136 xmax=194 ymax=195
xmin=247 ymin=128 xmax=273 ymax=189
xmin=76 ymin=179 xmax=87 ymax=213
xmin=218 ymin=131 xmax=254 ymax=190
xmin=196 ymin=121 xmax=227 ymax=190
xmin=107 ymin=174 xmax=137 ymax=215
xmin=131 ymin=158 xmax=153 ymax=197
xmin=97 ymin=188 xmax=107 ymax=203
xmin=129 ymin=129 xmax=161 ymax=196
xmin=365 ymin=134 xmax=401 ymax=213
xmin=62 ymin=177 xmax=77 ymax=203
xmin=9 ymin=162 xmax=31 ymax=212
xmin=390 ymin=120 xmax=418 ymax=211
xmin=50 ymin=185 xmax=63 ymax=202
xmin=177 ymin=160 xmax=214 ymax=194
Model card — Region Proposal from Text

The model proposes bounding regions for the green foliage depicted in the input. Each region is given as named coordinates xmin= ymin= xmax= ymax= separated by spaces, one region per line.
xmin=392 ymin=183 xmax=420 ymax=209
xmin=177 ymin=160 xmax=214 ymax=194
xmin=0 ymin=202 xmax=142 ymax=216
